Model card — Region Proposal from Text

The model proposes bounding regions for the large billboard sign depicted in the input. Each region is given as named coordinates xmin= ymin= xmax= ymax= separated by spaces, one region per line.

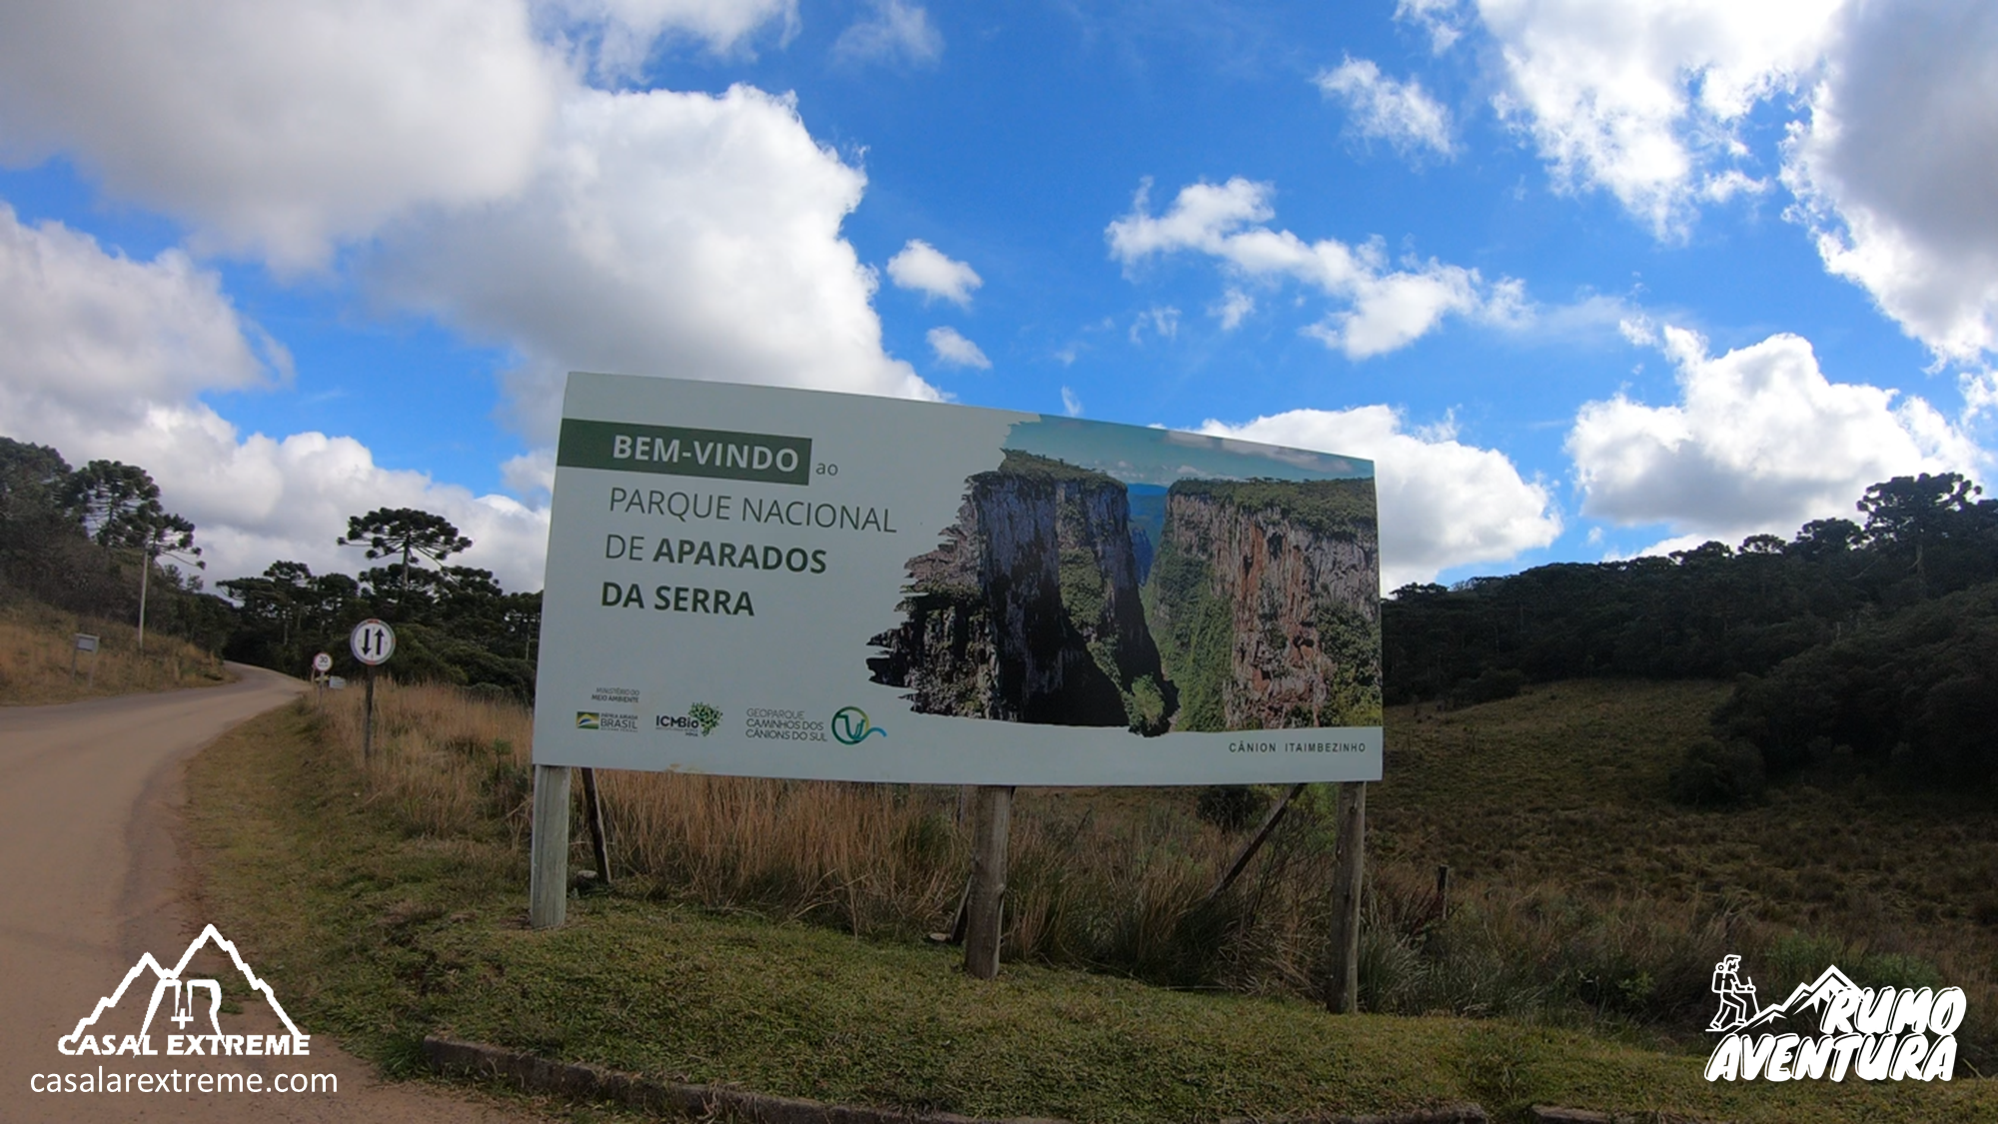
xmin=531 ymin=373 xmax=1383 ymax=785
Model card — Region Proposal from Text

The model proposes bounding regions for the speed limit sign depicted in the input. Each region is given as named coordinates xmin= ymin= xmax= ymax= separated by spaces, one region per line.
xmin=312 ymin=652 xmax=333 ymax=674
xmin=349 ymin=619 xmax=396 ymax=666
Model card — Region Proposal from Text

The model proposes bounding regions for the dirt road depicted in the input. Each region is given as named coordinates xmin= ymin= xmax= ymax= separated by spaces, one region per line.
xmin=0 ymin=667 xmax=517 ymax=1121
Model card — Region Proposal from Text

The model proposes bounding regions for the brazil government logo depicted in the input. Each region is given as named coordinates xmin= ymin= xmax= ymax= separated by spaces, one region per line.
xmin=577 ymin=711 xmax=638 ymax=732
xmin=830 ymin=706 xmax=886 ymax=745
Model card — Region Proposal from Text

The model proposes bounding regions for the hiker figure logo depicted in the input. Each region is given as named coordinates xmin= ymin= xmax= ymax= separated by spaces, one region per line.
xmin=1707 ymin=954 xmax=1758 ymax=1033
xmin=1702 ymin=954 xmax=1966 ymax=1082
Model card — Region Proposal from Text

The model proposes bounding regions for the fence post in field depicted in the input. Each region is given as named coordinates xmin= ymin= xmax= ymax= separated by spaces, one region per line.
xmin=1326 ymin=780 xmax=1367 ymax=1014
xmin=963 ymin=784 xmax=1014 ymax=979
xmin=580 ymin=766 xmax=612 ymax=886
xmin=529 ymin=764 xmax=573 ymax=929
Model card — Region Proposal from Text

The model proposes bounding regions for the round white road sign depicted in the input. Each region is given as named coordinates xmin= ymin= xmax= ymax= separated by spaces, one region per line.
xmin=349 ymin=619 xmax=396 ymax=666
xmin=312 ymin=652 xmax=333 ymax=673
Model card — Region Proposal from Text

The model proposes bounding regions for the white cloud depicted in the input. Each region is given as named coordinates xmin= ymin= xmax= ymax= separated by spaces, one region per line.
xmin=1130 ymin=305 xmax=1180 ymax=344
xmin=1397 ymin=0 xmax=1468 ymax=53
xmin=0 ymin=206 xmax=549 ymax=591
xmin=1477 ymin=0 xmax=1842 ymax=236
xmin=539 ymin=0 xmax=798 ymax=78
xmin=1568 ymin=325 xmax=1985 ymax=545
xmin=886 ymin=239 xmax=982 ymax=306
xmin=0 ymin=4 xmax=941 ymax=592
xmin=1109 ymin=177 xmax=1511 ymax=358
xmin=370 ymin=83 xmax=938 ymax=445
xmin=1061 ymin=387 xmax=1084 ymax=417
xmin=0 ymin=2 xmax=565 ymax=272
xmin=832 ymin=0 xmax=942 ymax=66
xmin=1211 ymin=288 xmax=1255 ymax=331
xmin=926 ymin=326 xmax=990 ymax=369
xmin=1201 ymin=407 xmax=1562 ymax=588
xmin=1466 ymin=1 xmax=1998 ymax=365
xmin=1314 ymin=57 xmax=1454 ymax=157
xmin=1781 ymin=1 xmax=1998 ymax=364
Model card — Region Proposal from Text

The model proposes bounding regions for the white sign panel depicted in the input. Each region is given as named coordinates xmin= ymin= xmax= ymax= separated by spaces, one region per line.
xmin=74 ymin=633 xmax=98 ymax=653
xmin=532 ymin=373 xmax=1383 ymax=785
xmin=349 ymin=619 xmax=395 ymax=666
xmin=312 ymin=652 xmax=333 ymax=673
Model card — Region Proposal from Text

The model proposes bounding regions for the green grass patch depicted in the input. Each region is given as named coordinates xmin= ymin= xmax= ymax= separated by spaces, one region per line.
xmin=186 ymin=699 xmax=1998 ymax=1121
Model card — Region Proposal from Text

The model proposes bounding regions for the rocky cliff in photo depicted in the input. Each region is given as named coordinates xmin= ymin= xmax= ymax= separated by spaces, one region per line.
xmin=1143 ymin=477 xmax=1380 ymax=731
xmin=868 ymin=451 xmax=1176 ymax=733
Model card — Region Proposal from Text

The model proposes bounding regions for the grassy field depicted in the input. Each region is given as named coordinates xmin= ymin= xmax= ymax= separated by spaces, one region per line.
xmin=0 ymin=599 xmax=230 ymax=704
xmin=1373 ymin=682 xmax=1998 ymax=1053
xmin=181 ymin=681 xmax=1998 ymax=1120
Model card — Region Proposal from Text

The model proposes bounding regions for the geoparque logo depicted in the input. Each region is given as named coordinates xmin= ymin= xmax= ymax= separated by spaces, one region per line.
xmin=1704 ymin=954 xmax=1966 ymax=1082
xmin=830 ymin=706 xmax=886 ymax=745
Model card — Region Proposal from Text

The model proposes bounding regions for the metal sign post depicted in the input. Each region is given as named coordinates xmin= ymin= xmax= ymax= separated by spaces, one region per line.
xmin=311 ymin=652 xmax=332 ymax=704
xmin=348 ymin=620 xmax=395 ymax=762
xmin=72 ymin=633 xmax=99 ymax=685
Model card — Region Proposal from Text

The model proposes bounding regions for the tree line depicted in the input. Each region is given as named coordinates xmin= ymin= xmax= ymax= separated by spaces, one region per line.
xmin=10 ymin=431 xmax=1993 ymax=788
xmin=0 ymin=437 xmax=539 ymax=698
xmin=1385 ymin=471 xmax=1998 ymax=792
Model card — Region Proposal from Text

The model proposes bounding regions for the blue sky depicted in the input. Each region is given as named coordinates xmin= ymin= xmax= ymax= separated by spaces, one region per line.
xmin=1 ymin=1 xmax=1993 ymax=592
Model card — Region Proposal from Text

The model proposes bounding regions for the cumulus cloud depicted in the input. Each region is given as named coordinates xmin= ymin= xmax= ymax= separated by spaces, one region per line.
xmin=370 ymin=83 xmax=937 ymax=445
xmin=1200 ymin=407 xmax=1562 ymax=588
xmin=1568 ymin=325 xmax=1985 ymax=547
xmin=832 ymin=0 xmax=942 ymax=66
xmin=886 ymin=239 xmax=982 ymax=306
xmin=0 ymin=207 xmax=549 ymax=590
xmin=926 ymin=326 xmax=990 ymax=369
xmin=1314 ymin=57 xmax=1454 ymax=157
xmin=1109 ymin=177 xmax=1512 ymax=358
xmin=1478 ymin=0 xmax=1840 ymax=236
xmin=0 ymin=2 xmax=941 ymax=590
xmin=1467 ymin=0 xmax=1998 ymax=366
xmin=0 ymin=2 xmax=564 ymax=271
xmin=1061 ymin=387 xmax=1084 ymax=417
xmin=1782 ymin=0 xmax=1998 ymax=364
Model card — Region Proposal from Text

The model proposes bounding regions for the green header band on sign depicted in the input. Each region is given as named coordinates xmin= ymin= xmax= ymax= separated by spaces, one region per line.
xmin=558 ymin=418 xmax=813 ymax=486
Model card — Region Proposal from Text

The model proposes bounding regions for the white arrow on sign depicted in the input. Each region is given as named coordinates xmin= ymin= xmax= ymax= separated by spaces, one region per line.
xmin=349 ymin=619 xmax=396 ymax=666
xmin=312 ymin=652 xmax=333 ymax=673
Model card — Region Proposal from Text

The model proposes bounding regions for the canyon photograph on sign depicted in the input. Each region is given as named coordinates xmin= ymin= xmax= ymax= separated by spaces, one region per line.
xmin=868 ymin=438 xmax=1380 ymax=738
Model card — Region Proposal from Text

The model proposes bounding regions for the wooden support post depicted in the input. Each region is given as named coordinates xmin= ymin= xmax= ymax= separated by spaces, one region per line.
xmin=1434 ymin=864 xmax=1451 ymax=923
xmin=1326 ymin=781 xmax=1367 ymax=1014
xmin=581 ymin=766 xmax=611 ymax=887
xmin=362 ymin=664 xmax=376 ymax=762
xmin=528 ymin=764 xmax=572 ymax=929
xmin=962 ymin=785 xmax=1013 ymax=980
xmin=1203 ymin=781 xmax=1308 ymax=906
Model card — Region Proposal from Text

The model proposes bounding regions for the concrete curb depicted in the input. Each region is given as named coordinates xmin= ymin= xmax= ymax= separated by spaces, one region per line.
xmin=422 ymin=1034 xmax=1494 ymax=1123
xmin=423 ymin=1035 xmax=973 ymax=1123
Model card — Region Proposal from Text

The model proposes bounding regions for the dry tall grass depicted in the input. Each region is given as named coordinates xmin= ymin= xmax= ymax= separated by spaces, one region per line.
xmin=0 ymin=601 xmax=229 ymax=704
xmin=318 ymin=678 xmax=1997 ymax=1066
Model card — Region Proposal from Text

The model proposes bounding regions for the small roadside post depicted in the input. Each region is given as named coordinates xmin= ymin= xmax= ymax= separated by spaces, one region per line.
xmin=348 ymin=619 xmax=395 ymax=761
xmin=963 ymin=785 xmax=1015 ymax=980
xmin=311 ymin=651 xmax=332 ymax=704
xmin=1326 ymin=781 xmax=1367 ymax=1014
xmin=72 ymin=633 xmax=99 ymax=686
